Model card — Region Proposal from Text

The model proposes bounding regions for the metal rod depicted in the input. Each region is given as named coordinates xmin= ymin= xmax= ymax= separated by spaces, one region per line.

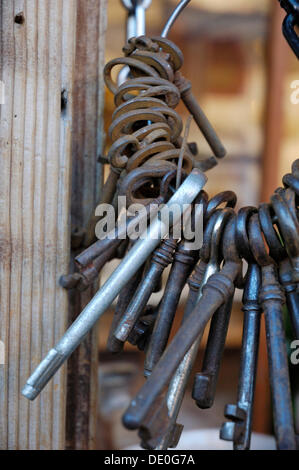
xmin=161 ymin=0 xmax=192 ymax=38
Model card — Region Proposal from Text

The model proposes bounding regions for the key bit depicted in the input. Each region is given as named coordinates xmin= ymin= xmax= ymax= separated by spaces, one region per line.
xmin=138 ymin=393 xmax=172 ymax=450
xmin=220 ymin=404 xmax=247 ymax=444
xmin=137 ymin=388 xmax=184 ymax=450
xmin=127 ymin=306 xmax=157 ymax=351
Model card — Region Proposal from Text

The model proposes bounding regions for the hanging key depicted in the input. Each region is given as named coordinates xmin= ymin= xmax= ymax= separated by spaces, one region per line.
xmin=22 ymin=170 xmax=207 ymax=401
xmin=248 ymin=213 xmax=296 ymax=450
xmin=156 ymin=208 xmax=234 ymax=449
xmin=112 ymin=236 xmax=178 ymax=347
xmin=191 ymin=207 xmax=237 ymax=410
xmin=137 ymin=208 xmax=231 ymax=449
xmin=143 ymin=239 xmax=198 ymax=376
xmin=220 ymin=207 xmax=262 ymax=450
xmin=143 ymin=191 xmax=207 ymax=375
xmin=191 ymin=191 xmax=238 ymax=410
xmin=259 ymin=202 xmax=299 ymax=339
xmin=122 ymin=214 xmax=241 ymax=431
xmin=278 ymin=0 xmax=299 ymax=59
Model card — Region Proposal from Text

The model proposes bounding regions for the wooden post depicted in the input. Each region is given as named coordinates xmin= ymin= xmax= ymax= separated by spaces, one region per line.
xmin=0 ymin=0 xmax=107 ymax=449
xmin=65 ymin=0 xmax=107 ymax=450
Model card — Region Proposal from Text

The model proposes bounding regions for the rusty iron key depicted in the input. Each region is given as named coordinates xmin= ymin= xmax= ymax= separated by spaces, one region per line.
xmin=189 ymin=194 xmax=238 ymax=410
xmin=144 ymin=239 xmax=199 ymax=376
xmin=136 ymin=208 xmax=231 ymax=449
xmin=155 ymin=209 xmax=234 ymax=450
xmin=220 ymin=263 xmax=262 ymax=450
xmin=258 ymin=202 xmax=299 ymax=339
xmin=248 ymin=213 xmax=296 ymax=450
xmin=220 ymin=207 xmax=262 ymax=450
xmin=191 ymin=208 xmax=238 ymax=410
xmin=192 ymin=296 xmax=234 ymax=409
xmin=112 ymin=237 xmax=178 ymax=346
xmin=122 ymin=215 xmax=241 ymax=431
xmin=191 ymin=207 xmax=237 ymax=410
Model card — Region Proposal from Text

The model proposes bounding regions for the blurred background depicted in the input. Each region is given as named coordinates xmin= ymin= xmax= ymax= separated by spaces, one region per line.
xmin=95 ymin=0 xmax=299 ymax=449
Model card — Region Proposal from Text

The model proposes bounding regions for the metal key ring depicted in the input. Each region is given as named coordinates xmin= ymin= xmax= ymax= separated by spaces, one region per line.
xmin=201 ymin=208 xmax=235 ymax=264
xmin=205 ymin=191 xmax=237 ymax=223
xmin=119 ymin=165 xmax=185 ymax=207
xmin=258 ymin=203 xmax=287 ymax=263
xmin=248 ymin=213 xmax=274 ymax=267
xmin=235 ymin=206 xmax=258 ymax=263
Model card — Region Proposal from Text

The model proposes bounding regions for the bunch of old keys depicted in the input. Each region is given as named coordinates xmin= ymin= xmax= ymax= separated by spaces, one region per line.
xmin=22 ymin=0 xmax=299 ymax=451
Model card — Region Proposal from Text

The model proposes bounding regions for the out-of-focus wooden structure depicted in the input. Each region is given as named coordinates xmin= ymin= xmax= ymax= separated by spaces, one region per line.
xmin=0 ymin=0 xmax=107 ymax=450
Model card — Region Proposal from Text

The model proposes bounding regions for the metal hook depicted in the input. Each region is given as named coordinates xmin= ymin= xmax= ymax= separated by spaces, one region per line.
xmin=161 ymin=0 xmax=191 ymax=38
xmin=119 ymin=1 xmax=152 ymax=85
xmin=121 ymin=0 xmax=152 ymax=39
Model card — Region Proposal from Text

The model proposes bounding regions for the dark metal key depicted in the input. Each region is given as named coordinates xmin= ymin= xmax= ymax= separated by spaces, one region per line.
xmin=248 ymin=213 xmax=296 ymax=450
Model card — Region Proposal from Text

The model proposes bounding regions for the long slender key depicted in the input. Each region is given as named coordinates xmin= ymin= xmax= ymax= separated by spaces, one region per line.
xmin=258 ymin=202 xmax=299 ymax=339
xmin=144 ymin=239 xmax=198 ymax=376
xmin=107 ymin=259 xmax=145 ymax=353
xmin=122 ymin=215 xmax=241 ymax=432
xmin=220 ymin=264 xmax=262 ymax=449
xmin=191 ymin=207 xmax=237 ymax=410
xmin=141 ymin=209 xmax=230 ymax=449
xmin=122 ymin=211 xmax=227 ymax=449
xmin=220 ymin=207 xmax=262 ymax=450
xmin=248 ymin=213 xmax=296 ymax=450
xmin=22 ymin=169 xmax=207 ymax=401
xmin=138 ymin=262 xmax=207 ymax=450
xmin=271 ymin=190 xmax=299 ymax=334
xmin=174 ymin=72 xmax=227 ymax=159
xmin=113 ymin=237 xmax=178 ymax=345
xmin=155 ymin=209 xmax=233 ymax=449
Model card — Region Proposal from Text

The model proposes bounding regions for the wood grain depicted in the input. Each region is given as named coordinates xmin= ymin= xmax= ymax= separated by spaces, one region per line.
xmin=0 ymin=0 xmax=77 ymax=449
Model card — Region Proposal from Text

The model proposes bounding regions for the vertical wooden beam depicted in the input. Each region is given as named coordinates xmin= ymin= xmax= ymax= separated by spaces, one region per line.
xmin=0 ymin=0 xmax=77 ymax=449
xmin=261 ymin=2 xmax=289 ymax=202
xmin=65 ymin=0 xmax=107 ymax=450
